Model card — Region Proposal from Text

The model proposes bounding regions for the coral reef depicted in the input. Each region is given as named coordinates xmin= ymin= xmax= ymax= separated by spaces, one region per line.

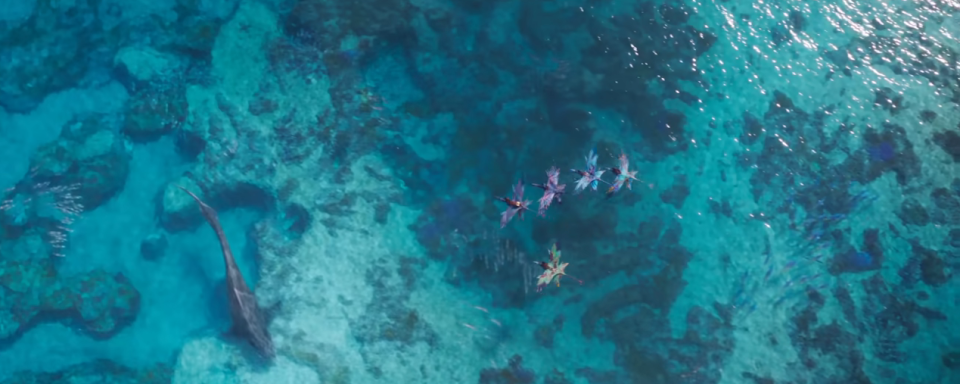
xmin=140 ymin=232 xmax=168 ymax=261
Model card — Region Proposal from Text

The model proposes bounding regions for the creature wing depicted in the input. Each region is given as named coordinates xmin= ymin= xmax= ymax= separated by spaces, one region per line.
xmin=500 ymin=178 xmax=530 ymax=228
xmin=537 ymin=167 xmax=565 ymax=216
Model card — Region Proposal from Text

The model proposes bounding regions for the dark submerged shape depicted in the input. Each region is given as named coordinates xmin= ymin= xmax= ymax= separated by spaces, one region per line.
xmin=178 ymin=186 xmax=275 ymax=359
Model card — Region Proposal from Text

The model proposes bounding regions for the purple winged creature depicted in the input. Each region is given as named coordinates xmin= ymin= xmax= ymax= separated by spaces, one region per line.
xmin=531 ymin=166 xmax=566 ymax=216
xmin=570 ymin=148 xmax=607 ymax=193
xmin=494 ymin=178 xmax=531 ymax=228
xmin=606 ymin=152 xmax=639 ymax=197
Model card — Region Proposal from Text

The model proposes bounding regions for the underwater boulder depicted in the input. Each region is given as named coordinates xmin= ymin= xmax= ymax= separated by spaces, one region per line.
xmin=158 ymin=176 xmax=205 ymax=232
xmin=140 ymin=232 xmax=169 ymax=261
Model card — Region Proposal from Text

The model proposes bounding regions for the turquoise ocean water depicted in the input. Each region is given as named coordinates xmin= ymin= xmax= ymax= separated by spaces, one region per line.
xmin=1 ymin=0 xmax=958 ymax=383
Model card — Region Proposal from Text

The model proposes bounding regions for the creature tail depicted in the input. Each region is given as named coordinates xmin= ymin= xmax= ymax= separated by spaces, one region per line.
xmin=558 ymin=274 xmax=583 ymax=287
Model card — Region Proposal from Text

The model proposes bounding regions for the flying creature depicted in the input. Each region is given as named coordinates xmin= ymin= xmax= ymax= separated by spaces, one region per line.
xmin=534 ymin=242 xmax=582 ymax=292
xmin=494 ymin=178 xmax=531 ymax=228
xmin=531 ymin=166 xmax=566 ymax=216
xmin=570 ymin=148 xmax=607 ymax=193
xmin=606 ymin=152 xmax=639 ymax=197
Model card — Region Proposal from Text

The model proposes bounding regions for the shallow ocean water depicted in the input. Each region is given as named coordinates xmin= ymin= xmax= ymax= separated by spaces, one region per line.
xmin=0 ymin=0 xmax=959 ymax=383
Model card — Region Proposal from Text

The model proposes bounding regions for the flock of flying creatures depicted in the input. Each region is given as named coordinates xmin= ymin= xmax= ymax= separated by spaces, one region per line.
xmin=492 ymin=149 xmax=639 ymax=292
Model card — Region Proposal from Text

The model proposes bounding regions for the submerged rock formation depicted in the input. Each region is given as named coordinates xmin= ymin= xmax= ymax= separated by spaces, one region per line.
xmin=23 ymin=114 xmax=131 ymax=211
xmin=0 ymin=359 xmax=172 ymax=384
xmin=0 ymin=258 xmax=140 ymax=343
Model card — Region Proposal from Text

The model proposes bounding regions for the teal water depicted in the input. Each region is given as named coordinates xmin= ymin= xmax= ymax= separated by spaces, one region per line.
xmin=1 ymin=0 xmax=959 ymax=383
